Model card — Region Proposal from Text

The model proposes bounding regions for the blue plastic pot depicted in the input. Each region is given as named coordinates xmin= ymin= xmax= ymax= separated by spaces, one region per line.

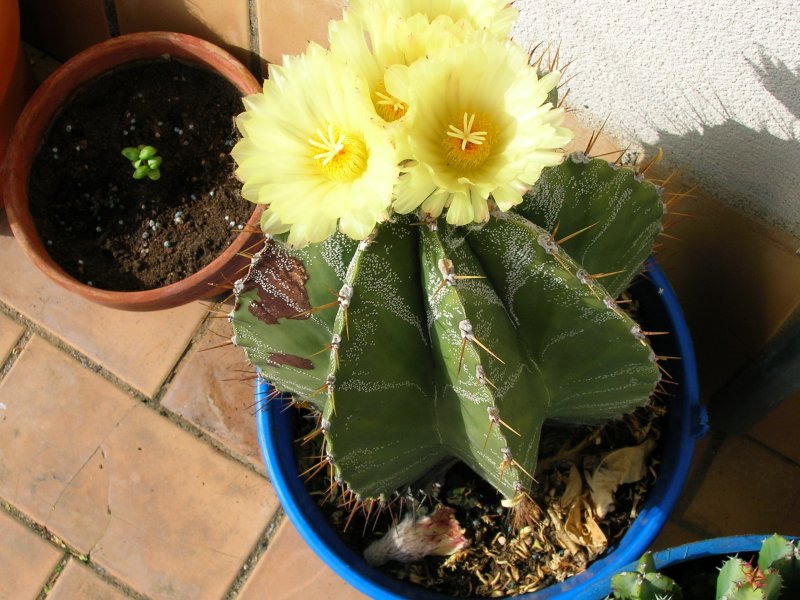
xmin=255 ymin=259 xmax=705 ymax=599
xmin=581 ymin=534 xmax=800 ymax=598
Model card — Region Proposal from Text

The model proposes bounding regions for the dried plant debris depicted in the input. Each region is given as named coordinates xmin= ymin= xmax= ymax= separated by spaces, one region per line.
xmin=296 ymin=399 xmax=666 ymax=598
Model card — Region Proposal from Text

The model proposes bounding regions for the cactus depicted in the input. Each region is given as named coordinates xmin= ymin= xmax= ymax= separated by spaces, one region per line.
xmin=230 ymin=153 xmax=664 ymax=505
xmin=611 ymin=553 xmax=683 ymax=600
xmin=716 ymin=556 xmax=782 ymax=600
xmin=611 ymin=536 xmax=800 ymax=600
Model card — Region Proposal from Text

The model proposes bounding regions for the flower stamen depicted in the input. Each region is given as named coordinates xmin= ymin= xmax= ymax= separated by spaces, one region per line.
xmin=308 ymin=124 xmax=368 ymax=182
xmin=447 ymin=112 xmax=488 ymax=151
xmin=441 ymin=111 xmax=496 ymax=174
xmin=374 ymin=90 xmax=407 ymax=122
xmin=309 ymin=124 xmax=346 ymax=166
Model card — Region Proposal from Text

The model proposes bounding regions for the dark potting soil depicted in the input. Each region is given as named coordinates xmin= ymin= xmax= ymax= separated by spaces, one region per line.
xmin=28 ymin=59 xmax=254 ymax=291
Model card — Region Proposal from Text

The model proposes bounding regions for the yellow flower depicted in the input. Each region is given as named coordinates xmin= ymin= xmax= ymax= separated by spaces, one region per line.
xmin=348 ymin=0 xmax=518 ymax=41
xmin=394 ymin=41 xmax=573 ymax=226
xmin=329 ymin=0 xmax=517 ymax=138
xmin=232 ymin=44 xmax=398 ymax=247
xmin=328 ymin=9 xmax=464 ymax=138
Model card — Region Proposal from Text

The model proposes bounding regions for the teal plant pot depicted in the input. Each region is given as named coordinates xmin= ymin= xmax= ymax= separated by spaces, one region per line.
xmin=256 ymin=259 xmax=705 ymax=599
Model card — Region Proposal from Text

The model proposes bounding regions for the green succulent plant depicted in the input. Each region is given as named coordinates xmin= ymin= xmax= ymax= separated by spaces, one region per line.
xmin=230 ymin=152 xmax=666 ymax=511
xmin=121 ymin=144 xmax=162 ymax=180
xmin=611 ymin=535 xmax=800 ymax=600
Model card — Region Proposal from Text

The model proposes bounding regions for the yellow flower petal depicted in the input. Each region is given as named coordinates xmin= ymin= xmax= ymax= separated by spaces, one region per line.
xmin=231 ymin=44 xmax=399 ymax=247
xmin=395 ymin=40 xmax=573 ymax=223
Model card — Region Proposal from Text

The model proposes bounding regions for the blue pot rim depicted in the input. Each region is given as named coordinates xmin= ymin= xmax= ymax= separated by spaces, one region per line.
xmin=255 ymin=258 xmax=703 ymax=599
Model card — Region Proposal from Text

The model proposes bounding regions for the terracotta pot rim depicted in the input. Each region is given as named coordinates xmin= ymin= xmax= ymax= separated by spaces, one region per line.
xmin=2 ymin=31 xmax=263 ymax=311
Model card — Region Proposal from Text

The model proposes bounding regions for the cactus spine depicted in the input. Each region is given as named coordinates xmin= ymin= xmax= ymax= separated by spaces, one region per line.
xmin=231 ymin=153 xmax=665 ymax=506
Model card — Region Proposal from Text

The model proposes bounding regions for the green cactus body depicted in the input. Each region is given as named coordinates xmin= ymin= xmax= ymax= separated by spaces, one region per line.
xmin=758 ymin=534 xmax=800 ymax=592
xmin=232 ymin=154 xmax=664 ymax=503
xmin=716 ymin=557 xmax=782 ymax=600
xmin=611 ymin=552 xmax=683 ymax=600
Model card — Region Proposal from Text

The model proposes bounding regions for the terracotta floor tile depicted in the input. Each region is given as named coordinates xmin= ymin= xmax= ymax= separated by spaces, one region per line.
xmin=161 ymin=315 xmax=264 ymax=472
xmin=0 ymin=334 xmax=279 ymax=598
xmin=238 ymin=519 xmax=369 ymax=600
xmin=671 ymin=427 xmax=719 ymax=518
xmin=0 ymin=336 xmax=137 ymax=530
xmin=747 ymin=390 xmax=800 ymax=465
xmin=0 ymin=311 xmax=25 ymax=364
xmin=47 ymin=559 xmax=129 ymax=600
xmin=649 ymin=521 xmax=703 ymax=552
xmin=682 ymin=435 xmax=800 ymax=536
xmin=0 ymin=511 xmax=63 ymax=600
xmin=654 ymin=195 xmax=800 ymax=401
xmin=0 ymin=217 xmax=207 ymax=397
xmin=256 ymin=0 xmax=346 ymax=67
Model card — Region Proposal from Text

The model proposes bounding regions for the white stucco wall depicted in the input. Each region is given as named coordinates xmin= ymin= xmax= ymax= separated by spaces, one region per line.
xmin=512 ymin=0 xmax=800 ymax=238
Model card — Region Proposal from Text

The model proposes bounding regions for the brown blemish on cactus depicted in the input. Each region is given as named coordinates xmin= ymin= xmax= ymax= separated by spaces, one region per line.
xmin=267 ymin=353 xmax=314 ymax=370
xmin=243 ymin=240 xmax=311 ymax=324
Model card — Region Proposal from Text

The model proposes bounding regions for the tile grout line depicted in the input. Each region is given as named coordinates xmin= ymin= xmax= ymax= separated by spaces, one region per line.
xmin=223 ymin=507 xmax=286 ymax=599
xmin=744 ymin=432 xmax=800 ymax=469
xmin=1 ymin=500 xmax=147 ymax=600
xmin=102 ymin=0 xmax=121 ymax=37
xmin=0 ymin=299 xmax=270 ymax=481
xmin=0 ymin=326 xmax=33 ymax=386
xmin=36 ymin=554 xmax=69 ymax=600
xmin=247 ymin=0 xmax=263 ymax=81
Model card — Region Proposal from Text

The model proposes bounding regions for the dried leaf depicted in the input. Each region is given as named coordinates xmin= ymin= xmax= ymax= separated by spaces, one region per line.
xmin=546 ymin=506 xmax=580 ymax=556
xmin=559 ymin=465 xmax=583 ymax=508
xmin=586 ymin=439 xmax=656 ymax=518
xmin=564 ymin=495 xmax=607 ymax=558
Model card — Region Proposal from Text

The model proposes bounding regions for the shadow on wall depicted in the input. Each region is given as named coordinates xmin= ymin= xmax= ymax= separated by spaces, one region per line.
xmin=645 ymin=47 xmax=800 ymax=235
xmin=649 ymin=47 xmax=800 ymax=404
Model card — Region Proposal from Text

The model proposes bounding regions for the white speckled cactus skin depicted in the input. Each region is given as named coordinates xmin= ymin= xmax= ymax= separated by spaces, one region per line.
xmin=231 ymin=154 xmax=665 ymax=503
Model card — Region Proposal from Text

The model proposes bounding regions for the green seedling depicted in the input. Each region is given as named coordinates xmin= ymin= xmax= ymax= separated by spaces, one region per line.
xmin=121 ymin=145 xmax=162 ymax=180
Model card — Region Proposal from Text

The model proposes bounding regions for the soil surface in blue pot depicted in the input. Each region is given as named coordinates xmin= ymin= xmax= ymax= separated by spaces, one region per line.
xmin=291 ymin=386 xmax=668 ymax=597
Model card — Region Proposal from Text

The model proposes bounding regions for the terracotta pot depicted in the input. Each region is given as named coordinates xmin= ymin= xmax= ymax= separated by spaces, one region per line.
xmin=2 ymin=31 xmax=262 ymax=311
xmin=0 ymin=0 xmax=36 ymax=206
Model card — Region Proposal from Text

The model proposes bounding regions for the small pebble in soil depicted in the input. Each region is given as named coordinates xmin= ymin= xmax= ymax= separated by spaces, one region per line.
xmin=163 ymin=241 xmax=171 ymax=248
xmin=65 ymin=125 xmax=72 ymax=132
xmin=142 ymin=232 xmax=149 ymax=240
xmin=95 ymin=226 xmax=102 ymax=233
xmin=47 ymin=240 xmax=53 ymax=246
